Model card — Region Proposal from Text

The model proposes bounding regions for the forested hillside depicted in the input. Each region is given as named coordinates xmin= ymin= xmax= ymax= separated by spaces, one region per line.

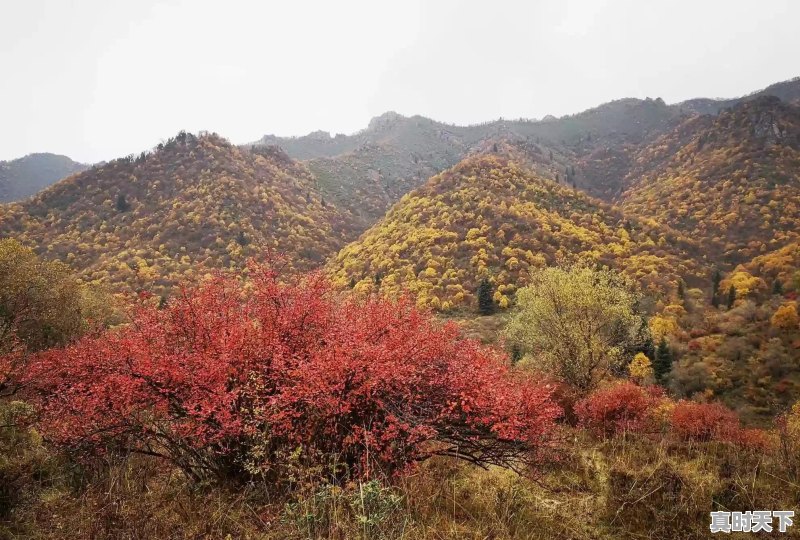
xmin=303 ymin=113 xmax=474 ymax=229
xmin=256 ymin=78 xmax=800 ymax=215
xmin=2 ymin=76 xmax=800 ymax=540
xmin=0 ymin=133 xmax=351 ymax=293
xmin=619 ymin=97 xmax=800 ymax=264
xmin=328 ymin=151 xmax=708 ymax=312
xmin=255 ymin=98 xmax=683 ymax=231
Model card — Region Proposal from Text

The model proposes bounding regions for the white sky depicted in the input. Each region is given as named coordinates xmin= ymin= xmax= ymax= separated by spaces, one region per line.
xmin=1 ymin=0 xmax=798 ymax=163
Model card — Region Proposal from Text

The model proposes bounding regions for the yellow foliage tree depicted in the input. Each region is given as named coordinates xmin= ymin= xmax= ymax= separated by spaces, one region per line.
xmin=628 ymin=352 xmax=654 ymax=384
xmin=722 ymin=269 xmax=767 ymax=298
xmin=505 ymin=265 xmax=645 ymax=392
xmin=649 ymin=315 xmax=679 ymax=341
xmin=771 ymin=302 xmax=799 ymax=331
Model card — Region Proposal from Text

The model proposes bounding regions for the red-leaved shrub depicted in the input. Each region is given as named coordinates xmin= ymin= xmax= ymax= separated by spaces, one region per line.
xmin=574 ymin=381 xmax=662 ymax=437
xmin=729 ymin=428 xmax=773 ymax=451
xmin=25 ymin=264 xmax=561 ymax=481
xmin=670 ymin=401 xmax=740 ymax=442
xmin=670 ymin=401 xmax=774 ymax=450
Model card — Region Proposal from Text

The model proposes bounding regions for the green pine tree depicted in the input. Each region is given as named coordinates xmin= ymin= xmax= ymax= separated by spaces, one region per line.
xmin=477 ymin=278 xmax=495 ymax=315
xmin=726 ymin=285 xmax=736 ymax=310
xmin=711 ymin=269 xmax=722 ymax=307
xmin=115 ymin=193 xmax=130 ymax=212
xmin=654 ymin=337 xmax=672 ymax=384
xmin=772 ymin=279 xmax=784 ymax=296
xmin=639 ymin=332 xmax=656 ymax=362
xmin=235 ymin=230 xmax=249 ymax=246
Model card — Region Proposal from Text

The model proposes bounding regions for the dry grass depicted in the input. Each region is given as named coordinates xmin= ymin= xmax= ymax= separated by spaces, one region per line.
xmin=2 ymin=419 xmax=798 ymax=539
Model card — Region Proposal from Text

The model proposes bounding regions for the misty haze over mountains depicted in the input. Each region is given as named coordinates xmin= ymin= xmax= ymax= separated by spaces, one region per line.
xmin=258 ymin=76 xmax=800 ymax=149
xmin=3 ymin=76 xmax=798 ymax=204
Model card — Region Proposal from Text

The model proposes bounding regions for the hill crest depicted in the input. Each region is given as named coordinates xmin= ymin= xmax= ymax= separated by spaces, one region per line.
xmin=328 ymin=151 xmax=709 ymax=312
xmin=0 ymin=132 xmax=352 ymax=293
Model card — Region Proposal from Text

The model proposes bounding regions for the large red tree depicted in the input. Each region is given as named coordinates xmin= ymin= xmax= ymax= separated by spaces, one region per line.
xmin=26 ymin=264 xmax=560 ymax=481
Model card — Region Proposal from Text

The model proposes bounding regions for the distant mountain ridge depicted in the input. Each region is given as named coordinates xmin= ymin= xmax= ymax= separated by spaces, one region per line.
xmin=254 ymin=78 xmax=800 ymax=158
xmin=2 ymin=76 xmax=798 ymax=300
xmin=4 ymin=77 xmax=795 ymax=208
xmin=251 ymin=97 xmax=684 ymax=230
xmin=0 ymin=153 xmax=87 ymax=203
xmin=247 ymin=77 xmax=798 ymax=228
xmin=676 ymin=76 xmax=800 ymax=115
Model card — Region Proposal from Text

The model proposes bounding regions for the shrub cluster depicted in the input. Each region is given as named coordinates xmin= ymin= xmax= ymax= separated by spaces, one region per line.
xmin=574 ymin=381 xmax=664 ymax=437
xmin=24 ymin=264 xmax=561 ymax=482
xmin=576 ymin=381 xmax=770 ymax=450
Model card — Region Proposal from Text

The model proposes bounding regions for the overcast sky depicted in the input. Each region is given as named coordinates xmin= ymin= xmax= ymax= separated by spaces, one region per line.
xmin=1 ymin=0 xmax=798 ymax=163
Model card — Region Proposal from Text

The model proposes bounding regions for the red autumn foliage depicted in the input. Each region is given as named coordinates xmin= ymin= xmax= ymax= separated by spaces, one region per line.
xmin=24 ymin=264 xmax=561 ymax=481
xmin=670 ymin=401 xmax=739 ymax=442
xmin=729 ymin=428 xmax=773 ymax=451
xmin=574 ymin=381 xmax=662 ymax=437
xmin=669 ymin=401 xmax=771 ymax=450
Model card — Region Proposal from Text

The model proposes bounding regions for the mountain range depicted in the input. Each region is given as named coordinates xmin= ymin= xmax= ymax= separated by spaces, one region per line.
xmin=2 ymin=76 xmax=800 ymax=420
xmin=0 ymin=133 xmax=348 ymax=292
xmin=1 ymin=77 xmax=798 ymax=299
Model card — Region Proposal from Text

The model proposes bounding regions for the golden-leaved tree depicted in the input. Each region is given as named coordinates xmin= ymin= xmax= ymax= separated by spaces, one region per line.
xmin=0 ymin=238 xmax=118 ymax=395
xmin=772 ymin=302 xmax=799 ymax=331
xmin=1 ymin=239 xmax=91 ymax=353
xmin=504 ymin=265 xmax=647 ymax=392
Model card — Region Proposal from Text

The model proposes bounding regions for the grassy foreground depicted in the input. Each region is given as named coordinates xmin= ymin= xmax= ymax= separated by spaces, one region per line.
xmin=2 ymin=416 xmax=796 ymax=539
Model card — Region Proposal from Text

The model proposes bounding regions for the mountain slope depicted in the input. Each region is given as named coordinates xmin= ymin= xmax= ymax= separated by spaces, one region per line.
xmin=304 ymin=113 xmax=474 ymax=229
xmin=258 ymin=98 xmax=681 ymax=163
xmin=0 ymin=153 xmax=87 ymax=202
xmin=677 ymin=76 xmax=800 ymax=115
xmin=618 ymin=97 xmax=800 ymax=264
xmin=258 ymin=100 xmax=682 ymax=229
xmin=328 ymin=152 xmax=708 ymax=312
xmin=0 ymin=132 xmax=350 ymax=293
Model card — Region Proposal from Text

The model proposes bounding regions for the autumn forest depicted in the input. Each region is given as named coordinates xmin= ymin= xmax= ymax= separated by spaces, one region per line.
xmin=2 ymin=76 xmax=800 ymax=539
